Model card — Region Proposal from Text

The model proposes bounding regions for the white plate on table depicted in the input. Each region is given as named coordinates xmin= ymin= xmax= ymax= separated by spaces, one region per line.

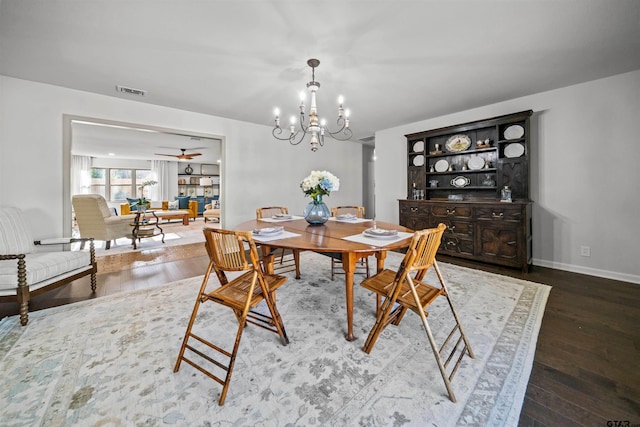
xmin=434 ymin=159 xmax=449 ymax=172
xmin=253 ymin=226 xmax=284 ymax=236
xmin=504 ymin=143 xmax=525 ymax=158
xmin=337 ymin=214 xmax=358 ymax=221
xmin=363 ymin=228 xmax=399 ymax=239
xmin=272 ymin=214 xmax=292 ymax=219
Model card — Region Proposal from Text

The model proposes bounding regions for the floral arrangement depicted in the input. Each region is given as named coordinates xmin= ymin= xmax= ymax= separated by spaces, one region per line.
xmin=300 ymin=170 xmax=340 ymax=199
xmin=137 ymin=180 xmax=157 ymax=204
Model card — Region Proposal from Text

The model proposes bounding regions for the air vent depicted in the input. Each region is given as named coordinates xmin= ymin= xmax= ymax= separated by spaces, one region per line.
xmin=116 ymin=85 xmax=146 ymax=96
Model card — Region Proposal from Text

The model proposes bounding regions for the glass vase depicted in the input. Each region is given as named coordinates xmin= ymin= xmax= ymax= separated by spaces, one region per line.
xmin=304 ymin=194 xmax=330 ymax=225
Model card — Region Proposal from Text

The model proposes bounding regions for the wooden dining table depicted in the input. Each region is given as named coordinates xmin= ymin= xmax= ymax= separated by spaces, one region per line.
xmin=234 ymin=218 xmax=414 ymax=341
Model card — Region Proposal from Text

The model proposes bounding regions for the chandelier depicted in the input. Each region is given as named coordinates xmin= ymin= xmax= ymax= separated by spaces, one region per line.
xmin=272 ymin=59 xmax=352 ymax=152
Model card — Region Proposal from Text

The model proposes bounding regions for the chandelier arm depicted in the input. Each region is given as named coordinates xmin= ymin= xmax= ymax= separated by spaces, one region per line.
xmin=326 ymin=127 xmax=353 ymax=142
xmin=272 ymin=127 xmax=304 ymax=145
xmin=322 ymin=117 xmax=353 ymax=141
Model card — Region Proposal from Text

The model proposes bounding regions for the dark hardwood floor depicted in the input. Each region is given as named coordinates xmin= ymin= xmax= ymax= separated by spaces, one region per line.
xmin=1 ymin=246 xmax=638 ymax=426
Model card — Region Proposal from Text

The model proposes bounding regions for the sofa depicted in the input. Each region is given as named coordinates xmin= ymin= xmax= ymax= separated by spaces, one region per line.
xmin=120 ymin=199 xmax=198 ymax=219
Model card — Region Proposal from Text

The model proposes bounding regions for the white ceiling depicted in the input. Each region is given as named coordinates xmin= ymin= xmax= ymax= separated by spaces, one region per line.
xmin=2 ymin=0 xmax=639 ymax=156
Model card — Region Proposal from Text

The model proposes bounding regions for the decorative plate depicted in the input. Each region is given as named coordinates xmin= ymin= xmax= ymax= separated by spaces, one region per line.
xmin=363 ymin=228 xmax=399 ymax=239
xmin=504 ymin=143 xmax=525 ymax=158
xmin=445 ymin=134 xmax=471 ymax=152
xmin=412 ymin=140 xmax=424 ymax=152
xmin=412 ymin=155 xmax=425 ymax=167
xmin=253 ymin=226 xmax=284 ymax=236
xmin=467 ymin=156 xmax=485 ymax=170
xmin=434 ymin=159 xmax=449 ymax=172
xmin=450 ymin=176 xmax=471 ymax=188
xmin=504 ymin=125 xmax=524 ymax=140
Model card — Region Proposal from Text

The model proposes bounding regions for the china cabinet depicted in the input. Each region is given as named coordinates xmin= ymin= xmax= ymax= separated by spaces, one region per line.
xmin=400 ymin=110 xmax=533 ymax=271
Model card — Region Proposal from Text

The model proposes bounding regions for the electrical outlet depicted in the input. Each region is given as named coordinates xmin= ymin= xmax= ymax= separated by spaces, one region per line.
xmin=580 ymin=246 xmax=591 ymax=257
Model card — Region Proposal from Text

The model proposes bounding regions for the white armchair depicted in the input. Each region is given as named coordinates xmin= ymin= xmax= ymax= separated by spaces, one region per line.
xmin=72 ymin=194 xmax=136 ymax=249
xmin=0 ymin=207 xmax=97 ymax=326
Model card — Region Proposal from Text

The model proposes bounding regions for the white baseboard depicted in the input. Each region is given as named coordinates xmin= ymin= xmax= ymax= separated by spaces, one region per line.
xmin=532 ymin=258 xmax=640 ymax=285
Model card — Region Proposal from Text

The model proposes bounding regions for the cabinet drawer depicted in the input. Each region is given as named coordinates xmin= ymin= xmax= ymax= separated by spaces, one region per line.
xmin=476 ymin=205 xmax=522 ymax=222
xmin=399 ymin=202 xmax=429 ymax=216
xmin=400 ymin=215 xmax=428 ymax=231
xmin=430 ymin=205 xmax=473 ymax=219
xmin=441 ymin=235 xmax=474 ymax=256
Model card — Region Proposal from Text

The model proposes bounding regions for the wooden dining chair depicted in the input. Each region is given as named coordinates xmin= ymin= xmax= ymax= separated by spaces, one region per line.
xmin=256 ymin=206 xmax=301 ymax=279
xmin=174 ymin=228 xmax=289 ymax=405
xmin=330 ymin=205 xmax=369 ymax=280
xmin=360 ymin=223 xmax=474 ymax=402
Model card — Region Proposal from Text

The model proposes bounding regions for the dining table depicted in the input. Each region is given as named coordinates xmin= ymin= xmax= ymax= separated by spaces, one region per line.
xmin=234 ymin=216 xmax=414 ymax=341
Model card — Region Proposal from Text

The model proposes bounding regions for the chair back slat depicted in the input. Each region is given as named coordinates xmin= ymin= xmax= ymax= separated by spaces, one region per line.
xmin=204 ymin=228 xmax=258 ymax=272
xmin=331 ymin=206 xmax=365 ymax=218
xmin=256 ymin=206 xmax=289 ymax=219
xmin=408 ymin=223 xmax=446 ymax=273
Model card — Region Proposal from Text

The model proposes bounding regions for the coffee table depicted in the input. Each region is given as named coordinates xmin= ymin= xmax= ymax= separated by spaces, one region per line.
xmin=153 ymin=210 xmax=190 ymax=225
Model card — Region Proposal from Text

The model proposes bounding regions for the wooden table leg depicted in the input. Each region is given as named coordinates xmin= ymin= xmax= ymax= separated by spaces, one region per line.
xmin=374 ymin=251 xmax=387 ymax=312
xmin=342 ymin=252 xmax=358 ymax=341
xmin=260 ymin=244 xmax=275 ymax=275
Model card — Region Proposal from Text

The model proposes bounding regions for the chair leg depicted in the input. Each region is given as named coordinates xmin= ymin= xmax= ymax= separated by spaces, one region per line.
xmin=363 ymin=294 xmax=398 ymax=354
xmin=174 ymin=263 xmax=214 ymax=373
xmin=219 ymin=322 xmax=246 ymax=405
xmin=417 ymin=311 xmax=458 ymax=403
xmin=262 ymin=290 xmax=289 ymax=346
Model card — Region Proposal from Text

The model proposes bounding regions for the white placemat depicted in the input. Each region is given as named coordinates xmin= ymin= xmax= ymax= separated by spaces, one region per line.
xmin=252 ymin=230 xmax=301 ymax=242
xmin=328 ymin=217 xmax=371 ymax=224
xmin=341 ymin=231 xmax=414 ymax=247
xmin=259 ymin=215 xmax=305 ymax=223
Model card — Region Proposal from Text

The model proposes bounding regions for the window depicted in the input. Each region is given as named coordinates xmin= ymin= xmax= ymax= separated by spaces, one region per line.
xmin=90 ymin=168 xmax=153 ymax=201
xmin=89 ymin=168 xmax=106 ymax=198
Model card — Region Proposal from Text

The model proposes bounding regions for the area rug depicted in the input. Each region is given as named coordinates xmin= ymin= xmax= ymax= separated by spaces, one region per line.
xmin=0 ymin=251 xmax=550 ymax=426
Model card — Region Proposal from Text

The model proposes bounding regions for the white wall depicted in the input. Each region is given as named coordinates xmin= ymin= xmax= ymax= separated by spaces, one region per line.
xmin=375 ymin=70 xmax=640 ymax=284
xmin=0 ymin=76 xmax=363 ymax=238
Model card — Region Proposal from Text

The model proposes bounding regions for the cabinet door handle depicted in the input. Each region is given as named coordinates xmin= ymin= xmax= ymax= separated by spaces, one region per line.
xmin=448 ymin=225 xmax=456 ymax=232
xmin=492 ymin=212 xmax=504 ymax=219
xmin=446 ymin=208 xmax=456 ymax=215
xmin=410 ymin=207 xmax=418 ymax=213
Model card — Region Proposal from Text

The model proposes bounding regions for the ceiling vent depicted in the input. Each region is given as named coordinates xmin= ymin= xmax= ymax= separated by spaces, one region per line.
xmin=116 ymin=85 xmax=146 ymax=96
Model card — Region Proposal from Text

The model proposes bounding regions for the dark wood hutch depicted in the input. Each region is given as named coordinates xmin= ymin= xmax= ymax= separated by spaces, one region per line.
xmin=400 ymin=110 xmax=533 ymax=271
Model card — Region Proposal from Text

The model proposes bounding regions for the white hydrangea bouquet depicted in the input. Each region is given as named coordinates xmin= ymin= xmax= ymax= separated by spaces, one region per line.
xmin=300 ymin=170 xmax=340 ymax=200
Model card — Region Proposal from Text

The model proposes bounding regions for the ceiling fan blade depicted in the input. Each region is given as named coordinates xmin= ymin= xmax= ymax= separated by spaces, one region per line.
xmin=155 ymin=153 xmax=179 ymax=157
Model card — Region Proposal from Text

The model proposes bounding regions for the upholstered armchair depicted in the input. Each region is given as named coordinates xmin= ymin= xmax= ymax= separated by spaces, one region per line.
xmin=203 ymin=203 xmax=220 ymax=222
xmin=73 ymin=194 xmax=136 ymax=249
xmin=0 ymin=206 xmax=97 ymax=326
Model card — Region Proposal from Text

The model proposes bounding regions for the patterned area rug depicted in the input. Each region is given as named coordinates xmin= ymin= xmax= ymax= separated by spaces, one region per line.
xmin=0 ymin=252 xmax=550 ymax=426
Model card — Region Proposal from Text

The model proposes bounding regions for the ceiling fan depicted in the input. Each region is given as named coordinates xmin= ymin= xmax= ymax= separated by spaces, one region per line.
xmin=154 ymin=148 xmax=202 ymax=160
